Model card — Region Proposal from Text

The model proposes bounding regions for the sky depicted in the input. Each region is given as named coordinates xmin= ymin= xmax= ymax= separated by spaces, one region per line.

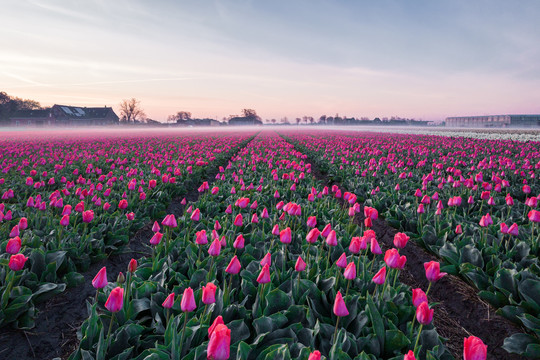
xmin=1 ymin=0 xmax=540 ymax=122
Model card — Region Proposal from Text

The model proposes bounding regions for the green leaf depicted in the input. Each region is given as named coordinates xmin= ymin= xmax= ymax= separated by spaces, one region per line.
xmin=502 ymin=333 xmax=540 ymax=355
xmin=366 ymin=296 xmax=385 ymax=353
xmin=264 ymin=288 xmax=292 ymax=316
xmin=236 ymin=341 xmax=252 ymax=360
xmin=384 ymin=329 xmax=410 ymax=354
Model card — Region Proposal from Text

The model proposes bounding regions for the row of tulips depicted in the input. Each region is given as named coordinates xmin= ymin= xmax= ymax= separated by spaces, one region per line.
xmin=0 ymin=131 xmax=254 ymax=328
xmin=285 ymin=130 xmax=540 ymax=357
xmin=72 ymin=131 xmax=489 ymax=359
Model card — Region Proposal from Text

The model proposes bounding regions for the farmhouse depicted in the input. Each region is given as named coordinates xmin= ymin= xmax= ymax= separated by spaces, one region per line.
xmin=445 ymin=114 xmax=540 ymax=128
xmin=10 ymin=104 xmax=119 ymax=126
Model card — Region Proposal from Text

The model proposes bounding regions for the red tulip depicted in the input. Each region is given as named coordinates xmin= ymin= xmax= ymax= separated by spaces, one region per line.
xmin=455 ymin=224 xmax=463 ymax=234
xmin=152 ymin=221 xmax=160 ymax=232
xmin=295 ymin=256 xmax=306 ymax=272
xmin=207 ymin=324 xmax=231 ymax=360
xmin=393 ymin=232 xmax=409 ymax=249
xmin=306 ymin=228 xmax=320 ymax=243
xmin=424 ymin=261 xmax=447 ymax=282
xmin=343 ymin=262 xmax=356 ymax=280
xmin=92 ymin=266 xmax=108 ymax=289
xmin=202 ymin=283 xmax=217 ymax=304
xmin=225 ymin=256 xmax=242 ymax=274
xmin=105 ymin=287 xmax=124 ymax=312
xmin=128 ymin=258 xmax=137 ymax=273
xmin=463 ymin=336 xmax=487 ymax=360
xmin=529 ymin=210 xmax=540 ymax=222
xmin=126 ymin=212 xmax=135 ymax=220
xmin=333 ymin=291 xmax=349 ymax=317
xmin=403 ymin=350 xmax=416 ymax=360
xmin=260 ymin=252 xmax=271 ymax=267
xmin=181 ymin=287 xmax=196 ymax=312
xmin=233 ymin=214 xmax=243 ymax=227
xmin=416 ymin=301 xmax=434 ymax=325
xmin=308 ymin=350 xmax=321 ymax=360
xmin=370 ymin=238 xmax=382 ymax=254
xmin=372 ymin=267 xmax=386 ymax=285
xmin=82 ymin=210 xmax=94 ymax=223
xmin=118 ymin=199 xmax=128 ymax=209
xmin=257 ymin=264 xmax=271 ymax=284
xmin=306 ymin=216 xmax=317 ymax=228
xmin=9 ymin=225 xmax=19 ymax=237
xmin=280 ymin=227 xmax=292 ymax=244
xmin=349 ymin=236 xmax=361 ymax=254
xmin=60 ymin=214 xmax=70 ymax=227
xmin=162 ymin=293 xmax=175 ymax=308
xmin=6 ymin=236 xmax=21 ymax=254
xmin=8 ymin=253 xmax=28 ymax=271
xmin=412 ymin=288 xmax=428 ymax=307
xmin=208 ymin=315 xmax=224 ymax=336
xmin=508 ymin=223 xmax=519 ymax=236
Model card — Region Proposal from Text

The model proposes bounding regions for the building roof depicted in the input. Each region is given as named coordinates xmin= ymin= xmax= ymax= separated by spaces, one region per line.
xmin=53 ymin=105 xmax=117 ymax=120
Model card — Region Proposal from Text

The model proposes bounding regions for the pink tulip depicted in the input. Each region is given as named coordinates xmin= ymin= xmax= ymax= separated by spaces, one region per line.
xmin=208 ymin=238 xmax=221 ymax=257
xmin=92 ymin=266 xmax=108 ymax=289
xmin=105 ymin=287 xmax=124 ymax=313
xmin=150 ymin=232 xmax=163 ymax=246
xmin=162 ymin=293 xmax=175 ymax=308
xmin=233 ymin=234 xmax=245 ymax=249
xmin=306 ymin=228 xmax=320 ymax=243
xmin=196 ymin=230 xmax=208 ymax=245
xmin=128 ymin=258 xmax=137 ymax=273
xmin=333 ymin=291 xmax=349 ymax=317
xmin=463 ymin=336 xmax=487 ymax=360
xmin=257 ymin=264 xmax=271 ymax=284
xmin=295 ymin=256 xmax=306 ymax=272
xmin=191 ymin=208 xmax=201 ymax=221
xmin=233 ymin=214 xmax=243 ymax=227
xmin=207 ymin=324 xmax=231 ymax=360
xmin=404 ymin=350 xmax=416 ymax=360
xmin=372 ymin=267 xmax=386 ymax=285
xmin=343 ymin=262 xmax=356 ymax=280
xmin=6 ymin=237 xmax=22 ymax=254
xmin=416 ymin=302 xmax=433 ymax=325
xmin=208 ymin=315 xmax=225 ymax=337
xmin=8 ymin=253 xmax=28 ymax=271
xmin=202 ymin=283 xmax=217 ymax=304
xmin=280 ymin=227 xmax=292 ymax=244
xmin=260 ymin=252 xmax=271 ymax=267
xmin=308 ymin=350 xmax=321 ymax=360
xmin=226 ymin=256 xmax=242 ymax=274
xmin=326 ymin=230 xmax=337 ymax=246
xmin=412 ymin=288 xmax=428 ymax=307
xmin=393 ymin=232 xmax=409 ymax=249
xmin=336 ymin=253 xmax=347 ymax=268
xmin=181 ymin=287 xmax=196 ymax=312
xmin=82 ymin=210 xmax=94 ymax=223
xmin=424 ymin=261 xmax=447 ymax=282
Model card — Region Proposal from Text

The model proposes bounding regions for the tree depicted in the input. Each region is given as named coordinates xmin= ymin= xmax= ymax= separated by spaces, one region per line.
xmin=319 ymin=115 xmax=327 ymax=124
xmin=296 ymin=117 xmax=301 ymax=125
xmin=167 ymin=111 xmax=192 ymax=123
xmin=0 ymin=91 xmax=42 ymax=122
xmin=119 ymin=98 xmax=146 ymax=123
xmin=242 ymin=108 xmax=260 ymax=121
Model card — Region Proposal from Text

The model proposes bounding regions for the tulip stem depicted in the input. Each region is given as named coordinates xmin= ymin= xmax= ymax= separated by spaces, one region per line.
xmin=1 ymin=271 xmax=14 ymax=309
xmin=282 ymin=244 xmax=287 ymax=276
xmin=107 ymin=312 xmax=115 ymax=345
xmin=413 ymin=324 xmax=424 ymax=357
xmin=332 ymin=316 xmax=341 ymax=345
xmin=207 ymin=256 xmax=215 ymax=282
xmin=425 ymin=282 xmax=432 ymax=297
xmin=297 ymin=272 xmax=301 ymax=298
xmin=345 ymin=279 xmax=351 ymax=299
xmin=326 ymin=246 xmax=332 ymax=270
xmin=202 ymin=304 xmax=208 ymax=321
xmin=306 ymin=243 xmax=311 ymax=272
xmin=179 ymin=312 xmax=189 ymax=357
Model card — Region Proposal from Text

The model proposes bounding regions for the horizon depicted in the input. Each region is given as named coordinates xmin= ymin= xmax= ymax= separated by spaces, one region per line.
xmin=2 ymin=1 xmax=540 ymax=122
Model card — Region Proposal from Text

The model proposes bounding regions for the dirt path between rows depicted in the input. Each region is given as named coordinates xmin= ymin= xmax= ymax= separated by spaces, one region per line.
xmin=0 ymin=135 xmax=255 ymax=360
xmin=283 ymin=134 xmax=523 ymax=360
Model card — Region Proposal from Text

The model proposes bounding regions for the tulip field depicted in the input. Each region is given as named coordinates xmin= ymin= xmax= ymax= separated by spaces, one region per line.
xmin=0 ymin=129 xmax=538 ymax=360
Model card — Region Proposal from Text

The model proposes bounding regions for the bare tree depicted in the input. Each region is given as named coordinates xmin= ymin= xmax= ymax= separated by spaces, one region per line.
xmin=167 ymin=111 xmax=192 ymax=123
xmin=119 ymin=98 xmax=146 ymax=123
xmin=242 ymin=108 xmax=260 ymax=121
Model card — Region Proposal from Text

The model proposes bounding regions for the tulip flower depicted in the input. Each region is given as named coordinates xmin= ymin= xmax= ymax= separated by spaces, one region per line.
xmin=404 ymin=350 xmax=416 ymax=360
xmin=233 ymin=234 xmax=244 ymax=249
xmin=152 ymin=221 xmax=160 ymax=232
xmin=424 ymin=261 xmax=447 ymax=292
xmin=508 ymin=223 xmax=518 ymax=236
xmin=413 ymin=302 xmax=434 ymax=355
xmin=208 ymin=315 xmax=225 ymax=337
xmin=332 ymin=291 xmax=348 ymax=344
xmin=370 ymin=238 xmax=382 ymax=255
xmin=349 ymin=236 xmax=361 ymax=254
xmin=233 ymin=213 xmax=243 ymax=227
xmin=455 ymin=224 xmax=463 ymax=234
xmin=18 ymin=217 xmax=28 ymax=230
xmin=393 ymin=232 xmax=410 ymax=249
xmin=208 ymin=238 xmax=221 ymax=257
xmin=260 ymin=252 xmax=272 ymax=267
xmin=306 ymin=216 xmax=317 ymax=228
xmin=82 ymin=210 xmax=94 ymax=223
xmin=321 ymin=223 xmax=332 ymax=237
xmin=295 ymin=256 xmax=306 ymax=272
xmin=6 ymin=237 xmax=22 ymax=254
xmin=196 ymin=230 xmax=208 ymax=245
xmin=308 ymin=350 xmax=321 ymax=360
xmin=306 ymin=228 xmax=320 ymax=244
xmin=412 ymin=288 xmax=428 ymax=308
xmin=372 ymin=266 xmax=386 ymax=285
xmin=226 ymin=255 xmax=241 ymax=274
xmin=279 ymin=227 xmax=292 ymax=244
xmin=207 ymin=324 xmax=231 ymax=360
xmin=181 ymin=287 xmax=196 ymax=312
xmin=162 ymin=292 xmax=175 ymax=309
xmin=92 ymin=266 xmax=108 ymax=290
xmin=191 ymin=208 xmax=201 ymax=221
xmin=150 ymin=232 xmax=163 ymax=246
xmin=9 ymin=225 xmax=19 ymax=238
xmin=105 ymin=286 xmax=124 ymax=313
xmin=257 ymin=263 xmax=271 ymax=284
xmin=202 ymin=283 xmax=217 ymax=305
xmin=463 ymin=336 xmax=487 ymax=360
xmin=8 ymin=253 xmax=28 ymax=271
xmin=128 ymin=258 xmax=137 ymax=273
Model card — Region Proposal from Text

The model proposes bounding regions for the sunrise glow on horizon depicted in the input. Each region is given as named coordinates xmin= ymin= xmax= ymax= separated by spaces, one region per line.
xmin=2 ymin=0 xmax=540 ymax=122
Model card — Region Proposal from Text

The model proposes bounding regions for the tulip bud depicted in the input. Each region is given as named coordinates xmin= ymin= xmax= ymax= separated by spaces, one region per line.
xmin=333 ymin=291 xmax=349 ymax=317
xmin=226 ymin=256 xmax=242 ymax=274
xmin=257 ymin=264 xmax=271 ymax=284
xmin=295 ymin=256 xmax=306 ymax=272
xmin=463 ymin=336 xmax=487 ymax=360
xmin=117 ymin=272 xmax=125 ymax=284
xmin=416 ymin=301 xmax=434 ymax=325
xmin=8 ymin=253 xmax=28 ymax=271
xmin=6 ymin=236 xmax=22 ymax=254
xmin=162 ymin=293 xmax=175 ymax=308
xmin=128 ymin=259 xmax=137 ymax=273
xmin=92 ymin=266 xmax=108 ymax=289
xmin=181 ymin=287 xmax=196 ymax=312
xmin=207 ymin=324 xmax=231 ymax=360
xmin=372 ymin=266 xmax=386 ymax=285
xmin=202 ymin=283 xmax=217 ymax=305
